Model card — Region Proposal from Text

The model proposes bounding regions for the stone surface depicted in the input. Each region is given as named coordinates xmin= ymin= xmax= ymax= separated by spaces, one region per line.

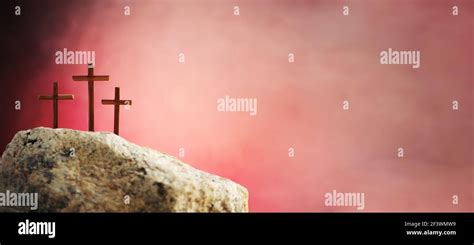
xmin=0 ymin=127 xmax=248 ymax=212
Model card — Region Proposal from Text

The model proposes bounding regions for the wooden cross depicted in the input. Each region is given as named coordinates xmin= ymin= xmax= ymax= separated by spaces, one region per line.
xmin=72 ymin=63 xmax=109 ymax=131
xmin=101 ymin=87 xmax=132 ymax=135
xmin=38 ymin=82 xmax=74 ymax=128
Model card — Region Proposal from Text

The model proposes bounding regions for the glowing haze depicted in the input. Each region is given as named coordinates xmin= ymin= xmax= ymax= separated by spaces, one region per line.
xmin=0 ymin=0 xmax=472 ymax=211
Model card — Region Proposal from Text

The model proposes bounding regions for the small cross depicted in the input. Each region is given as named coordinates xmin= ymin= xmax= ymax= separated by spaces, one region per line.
xmin=72 ymin=63 xmax=110 ymax=131
xmin=101 ymin=87 xmax=132 ymax=135
xmin=38 ymin=82 xmax=74 ymax=128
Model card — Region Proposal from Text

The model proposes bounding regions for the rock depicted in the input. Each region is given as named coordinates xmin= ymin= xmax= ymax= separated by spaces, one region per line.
xmin=0 ymin=127 xmax=248 ymax=212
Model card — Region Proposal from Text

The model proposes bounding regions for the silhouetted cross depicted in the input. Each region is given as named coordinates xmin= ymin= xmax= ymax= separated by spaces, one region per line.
xmin=72 ymin=63 xmax=109 ymax=131
xmin=102 ymin=87 xmax=132 ymax=135
xmin=38 ymin=82 xmax=74 ymax=128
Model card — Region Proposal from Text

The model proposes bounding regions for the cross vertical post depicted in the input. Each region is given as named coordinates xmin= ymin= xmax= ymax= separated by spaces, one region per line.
xmin=53 ymin=82 xmax=58 ymax=128
xmin=88 ymin=65 xmax=94 ymax=132
xmin=114 ymin=87 xmax=120 ymax=135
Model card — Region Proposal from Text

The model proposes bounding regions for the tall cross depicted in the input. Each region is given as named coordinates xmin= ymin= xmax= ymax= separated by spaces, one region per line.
xmin=38 ymin=82 xmax=74 ymax=128
xmin=101 ymin=87 xmax=132 ymax=135
xmin=72 ymin=63 xmax=109 ymax=131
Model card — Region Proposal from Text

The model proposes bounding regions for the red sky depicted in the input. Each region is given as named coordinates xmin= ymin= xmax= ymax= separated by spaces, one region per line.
xmin=0 ymin=0 xmax=472 ymax=211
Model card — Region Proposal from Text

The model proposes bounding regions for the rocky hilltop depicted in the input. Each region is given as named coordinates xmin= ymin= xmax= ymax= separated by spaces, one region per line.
xmin=0 ymin=127 xmax=248 ymax=212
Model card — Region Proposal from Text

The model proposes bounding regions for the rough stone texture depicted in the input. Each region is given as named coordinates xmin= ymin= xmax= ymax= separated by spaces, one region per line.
xmin=0 ymin=127 xmax=248 ymax=212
